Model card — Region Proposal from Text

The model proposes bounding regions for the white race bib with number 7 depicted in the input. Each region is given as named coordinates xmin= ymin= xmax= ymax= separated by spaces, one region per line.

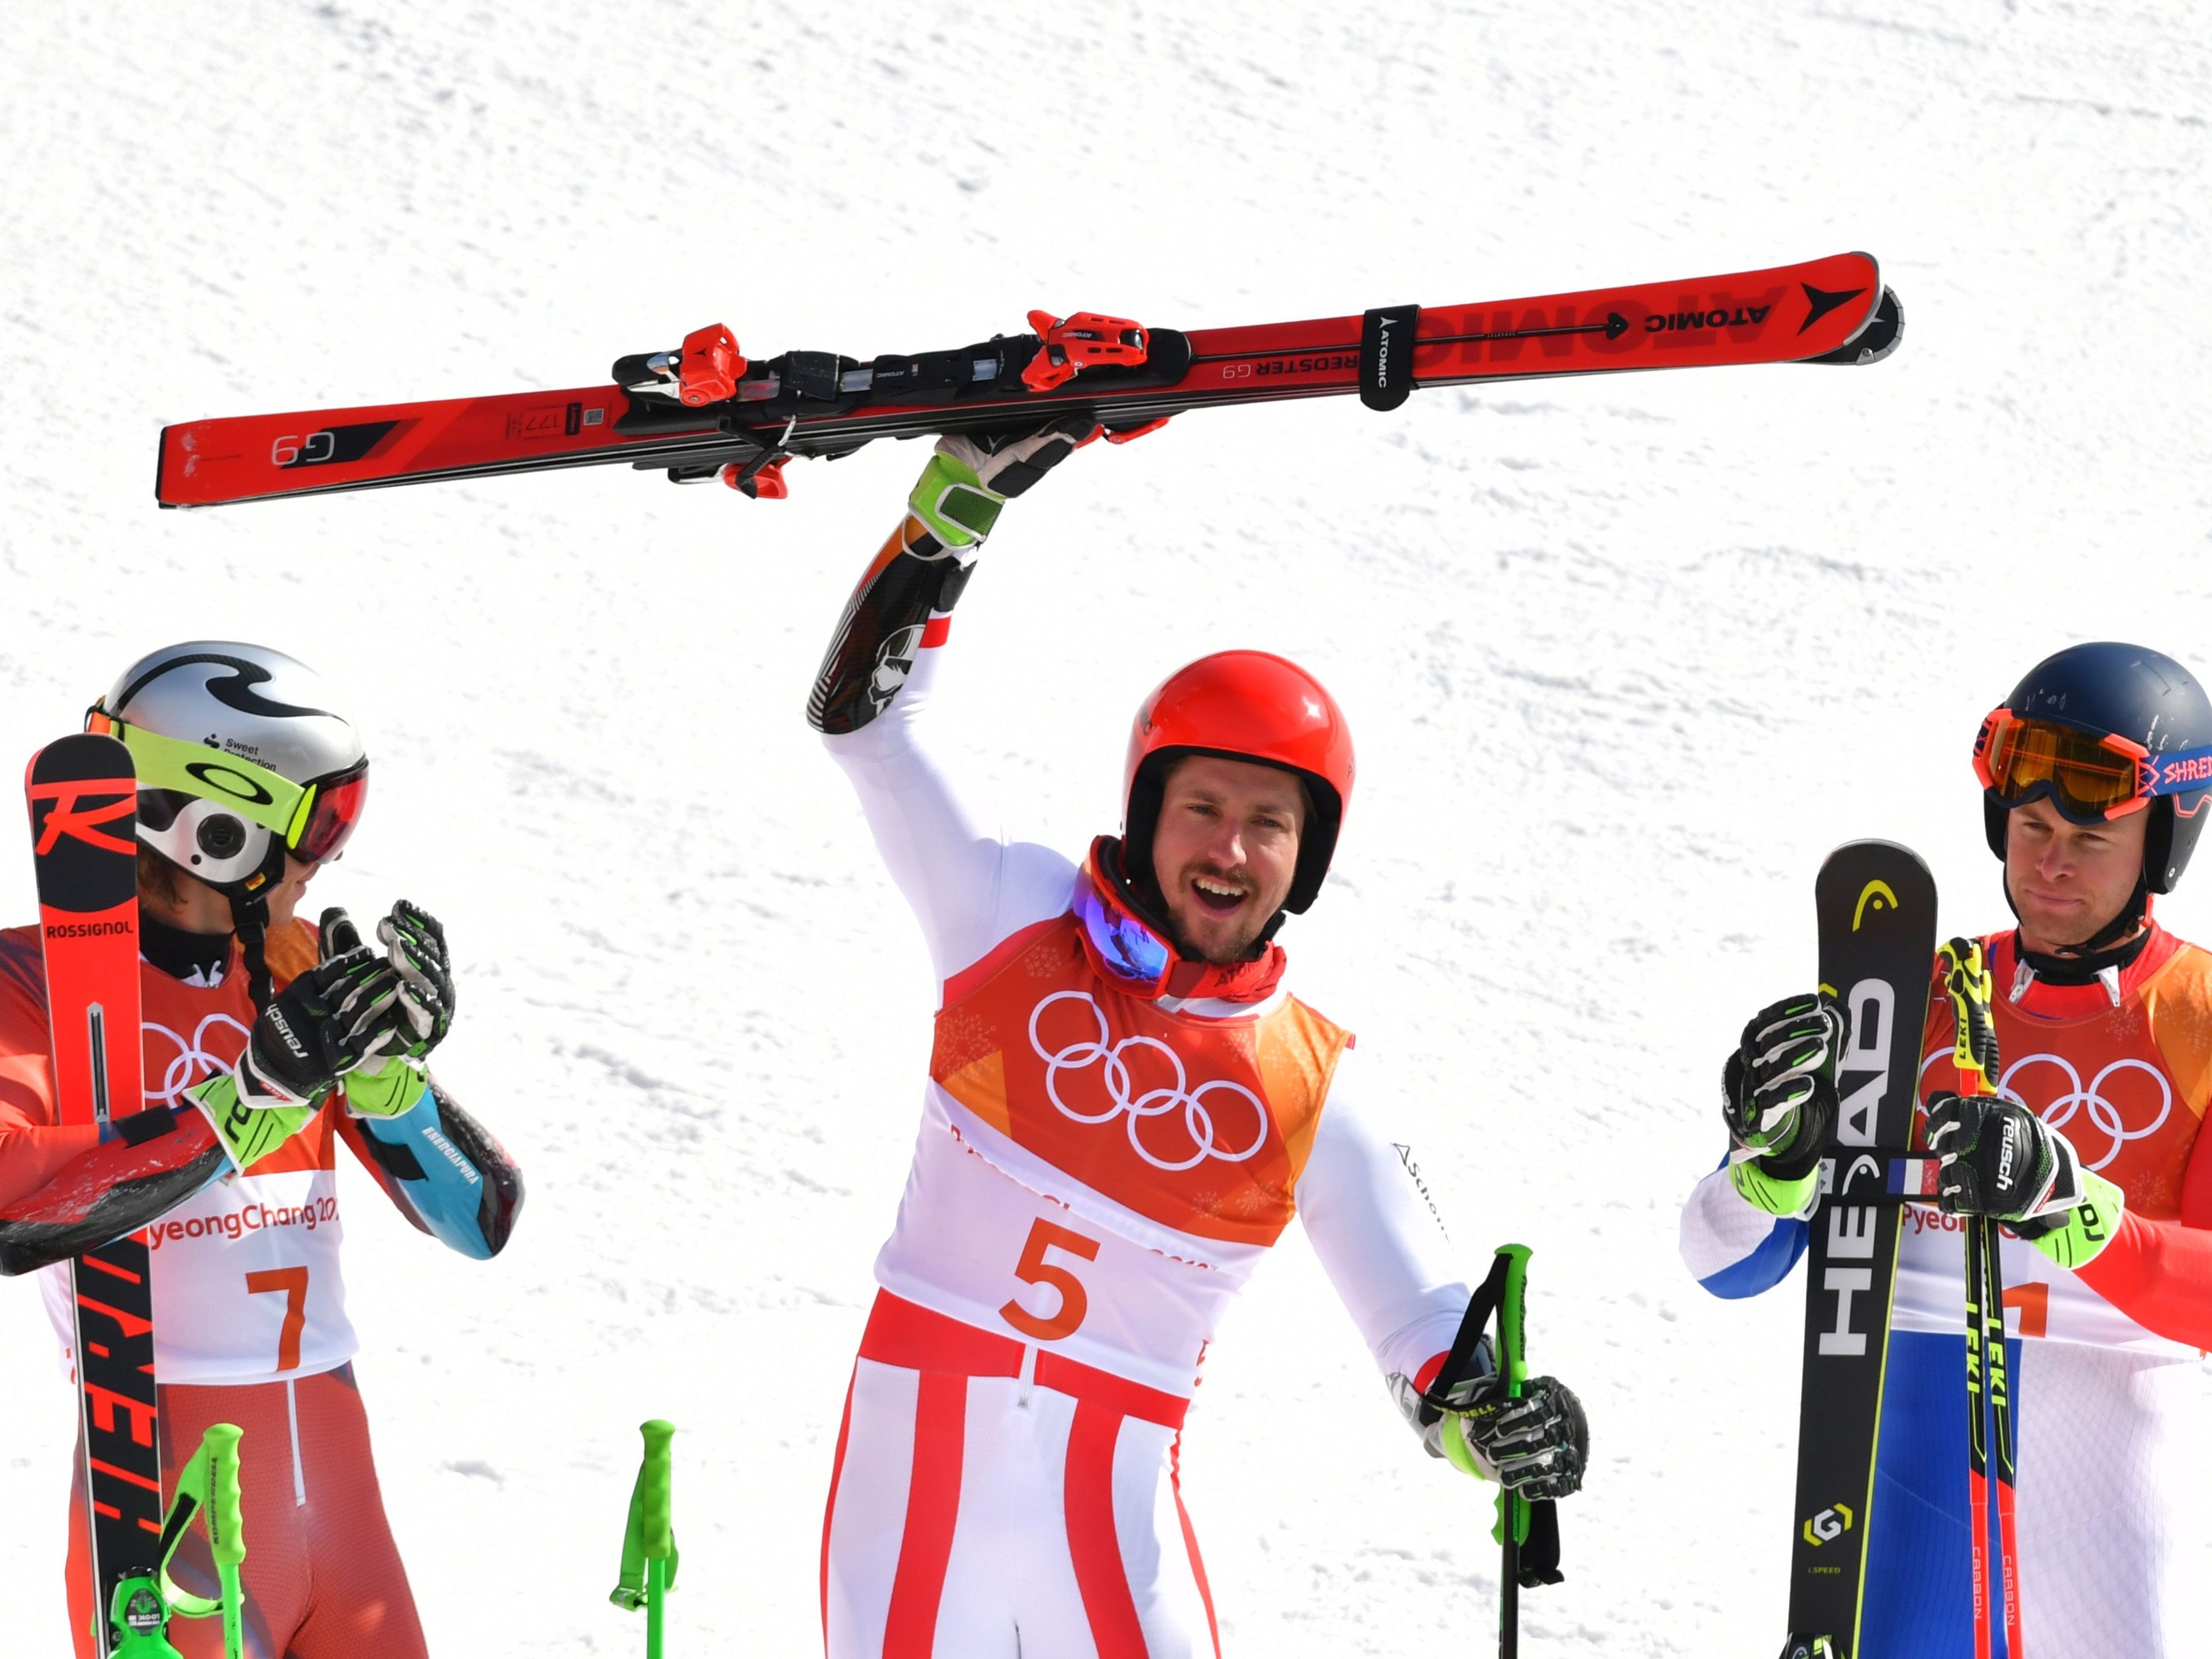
xmin=41 ymin=1166 xmax=358 ymax=1386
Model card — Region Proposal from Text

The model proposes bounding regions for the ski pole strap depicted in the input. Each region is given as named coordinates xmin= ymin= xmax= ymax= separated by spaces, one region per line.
xmin=128 ymin=1423 xmax=248 ymax=1659
xmin=1419 ymin=1251 xmax=1512 ymax=1417
xmin=611 ymin=1419 xmax=680 ymax=1611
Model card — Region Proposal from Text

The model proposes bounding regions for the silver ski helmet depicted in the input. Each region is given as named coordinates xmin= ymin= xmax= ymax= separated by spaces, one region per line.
xmin=87 ymin=641 xmax=369 ymax=902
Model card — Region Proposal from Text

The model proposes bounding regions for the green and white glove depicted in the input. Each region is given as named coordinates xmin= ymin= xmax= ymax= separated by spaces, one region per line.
xmin=906 ymin=417 xmax=1101 ymax=551
xmin=1723 ymin=993 xmax=1849 ymax=1217
xmin=190 ymin=908 xmax=410 ymax=1169
xmin=343 ymin=901 xmax=455 ymax=1118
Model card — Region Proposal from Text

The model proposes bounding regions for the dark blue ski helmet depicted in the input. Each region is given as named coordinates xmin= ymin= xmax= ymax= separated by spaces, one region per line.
xmin=1979 ymin=641 xmax=2212 ymax=894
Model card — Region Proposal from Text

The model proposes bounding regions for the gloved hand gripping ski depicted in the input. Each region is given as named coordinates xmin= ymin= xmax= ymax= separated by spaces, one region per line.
xmin=1722 ymin=993 xmax=1849 ymax=1217
xmin=806 ymin=417 xmax=1101 ymax=735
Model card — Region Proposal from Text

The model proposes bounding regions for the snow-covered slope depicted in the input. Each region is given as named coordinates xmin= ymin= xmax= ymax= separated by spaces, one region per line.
xmin=4 ymin=4 xmax=2210 ymax=1653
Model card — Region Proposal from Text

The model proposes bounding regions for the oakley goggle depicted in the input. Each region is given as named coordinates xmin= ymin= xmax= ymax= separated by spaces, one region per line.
xmin=1974 ymin=707 xmax=2212 ymax=825
xmin=86 ymin=711 xmax=370 ymax=864
xmin=1075 ymin=841 xmax=1176 ymax=999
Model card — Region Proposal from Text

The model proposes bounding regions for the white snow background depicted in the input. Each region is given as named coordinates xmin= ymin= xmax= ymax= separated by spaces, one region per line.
xmin=5 ymin=3 xmax=2211 ymax=1654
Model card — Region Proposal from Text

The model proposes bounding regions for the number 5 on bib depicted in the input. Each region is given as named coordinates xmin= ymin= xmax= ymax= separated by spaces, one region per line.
xmin=999 ymin=1219 xmax=1100 ymax=1341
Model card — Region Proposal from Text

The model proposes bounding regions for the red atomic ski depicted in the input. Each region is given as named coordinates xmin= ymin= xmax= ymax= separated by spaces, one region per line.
xmin=156 ymin=251 xmax=1902 ymax=509
xmin=28 ymin=733 xmax=157 ymax=1658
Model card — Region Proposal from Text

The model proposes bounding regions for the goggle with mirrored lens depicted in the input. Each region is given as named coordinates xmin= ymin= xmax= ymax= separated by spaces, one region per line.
xmin=1974 ymin=707 xmax=2212 ymax=826
xmin=86 ymin=711 xmax=371 ymax=864
xmin=1075 ymin=840 xmax=1176 ymax=998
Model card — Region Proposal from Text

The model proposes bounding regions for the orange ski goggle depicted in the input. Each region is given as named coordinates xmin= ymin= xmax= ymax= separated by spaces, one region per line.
xmin=1974 ymin=708 xmax=2212 ymax=824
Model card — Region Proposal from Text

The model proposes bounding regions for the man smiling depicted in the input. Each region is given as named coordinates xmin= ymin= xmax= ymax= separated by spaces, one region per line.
xmin=805 ymin=426 xmax=1588 ymax=1659
xmin=1681 ymin=641 xmax=2212 ymax=1657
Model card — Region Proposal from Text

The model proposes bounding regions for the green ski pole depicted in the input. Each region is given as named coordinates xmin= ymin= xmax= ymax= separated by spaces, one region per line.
xmin=112 ymin=1421 xmax=248 ymax=1659
xmin=611 ymin=1420 xmax=679 ymax=1659
xmin=1492 ymin=1244 xmax=1532 ymax=1659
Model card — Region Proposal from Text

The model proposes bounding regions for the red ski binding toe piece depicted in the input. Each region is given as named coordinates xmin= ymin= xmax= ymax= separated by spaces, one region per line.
xmin=1021 ymin=310 xmax=1149 ymax=392
xmin=678 ymin=323 xmax=747 ymax=406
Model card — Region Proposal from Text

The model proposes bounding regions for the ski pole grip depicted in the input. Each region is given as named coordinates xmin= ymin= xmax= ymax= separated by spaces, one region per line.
xmin=1494 ymin=1243 xmax=1532 ymax=1395
xmin=639 ymin=1420 xmax=676 ymax=1562
xmin=198 ymin=1422 xmax=247 ymax=1568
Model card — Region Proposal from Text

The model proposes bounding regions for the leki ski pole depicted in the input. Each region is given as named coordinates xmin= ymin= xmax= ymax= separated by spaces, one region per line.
xmin=1420 ymin=1243 xmax=1564 ymax=1659
xmin=1938 ymin=939 xmax=2022 ymax=1659
xmin=109 ymin=1421 xmax=247 ymax=1659
xmin=611 ymin=1420 xmax=679 ymax=1659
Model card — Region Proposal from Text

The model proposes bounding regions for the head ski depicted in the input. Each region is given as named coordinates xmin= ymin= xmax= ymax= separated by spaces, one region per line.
xmin=1782 ymin=841 xmax=1937 ymax=1659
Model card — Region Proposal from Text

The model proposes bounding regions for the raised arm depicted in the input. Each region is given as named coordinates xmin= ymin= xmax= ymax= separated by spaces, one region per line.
xmin=806 ymin=423 xmax=1099 ymax=984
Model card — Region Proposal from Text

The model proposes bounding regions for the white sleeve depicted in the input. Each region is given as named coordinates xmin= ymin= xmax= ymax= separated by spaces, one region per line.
xmin=1297 ymin=1044 xmax=1472 ymax=1384
xmin=822 ymin=644 xmax=1075 ymax=985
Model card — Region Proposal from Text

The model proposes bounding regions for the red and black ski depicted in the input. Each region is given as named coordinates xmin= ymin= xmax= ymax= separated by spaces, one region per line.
xmin=157 ymin=250 xmax=1902 ymax=509
xmin=28 ymin=734 xmax=156 ymax=1658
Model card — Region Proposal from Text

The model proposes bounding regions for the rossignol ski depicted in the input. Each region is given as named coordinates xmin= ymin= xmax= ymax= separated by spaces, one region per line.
xmin=28 ymin=733 xmax=157 ymax=1658
xmin=1781 ymin=841 xmax=1936 ymax=1659
xmin=157 ymin=251 xmax=1902 ymax=509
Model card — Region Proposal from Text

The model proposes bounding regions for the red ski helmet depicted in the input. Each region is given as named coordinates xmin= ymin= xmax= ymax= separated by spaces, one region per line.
xmin=1121 ymin=650 xmax=1354 ymax=915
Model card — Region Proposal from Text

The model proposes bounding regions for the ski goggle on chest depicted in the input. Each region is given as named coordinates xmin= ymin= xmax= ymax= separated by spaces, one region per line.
xmin=1974 ymin=708 xmax=2212 ymax=824
xmin=84 ymin=712 xmax=370 ymax=864
xmin=1074 ymin=844 xmax=1176 ymax=998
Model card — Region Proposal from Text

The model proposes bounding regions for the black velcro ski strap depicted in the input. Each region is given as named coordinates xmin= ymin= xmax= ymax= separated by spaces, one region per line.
xmin=1359 ymin=304 xmax=1420 ymax=411
xmin=1517 ymin=1498 xmax=1564 ymax=1587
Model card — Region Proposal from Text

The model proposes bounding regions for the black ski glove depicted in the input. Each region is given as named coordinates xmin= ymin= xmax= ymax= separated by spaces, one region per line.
xmin=1723 ymin=992 xmax=1848 ymax=1179
xmin=1923 ymin=1092 xmax=2084 ymax=1237
xmin=374 ymin=900 xmax=454 ymax=1062
xmin=1443 ymin=1372 xmax=1589 ymax=1500
xmin=238 ymin=908 xmax=411 ymax=1107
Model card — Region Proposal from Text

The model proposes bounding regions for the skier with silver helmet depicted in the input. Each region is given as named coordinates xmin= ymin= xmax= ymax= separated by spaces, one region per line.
xmin=0 ymin=641 xmax=522 ymax=1659
xmin=804 ymin=426 xmax=1587 ymax=1657
xmin=1680 ymin=641 xmax=2212 ymax=1656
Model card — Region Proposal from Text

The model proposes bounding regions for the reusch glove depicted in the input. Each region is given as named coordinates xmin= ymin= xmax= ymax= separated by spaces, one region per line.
xmin=1923 ymin=1092 xmax=2125 ymax=1268
xmin=344 ymin=902 xmax=454 ymax=1118
xmin=1723 ymin=993 xmax=1849 ymax=1217
xmin=1435 ymin=1370 xmax=1589 ymax=1501
xmin=190 ymin=908 xmax=409 ymax=1168
xmin=906 ymin=416 xmax=1102 ymax=550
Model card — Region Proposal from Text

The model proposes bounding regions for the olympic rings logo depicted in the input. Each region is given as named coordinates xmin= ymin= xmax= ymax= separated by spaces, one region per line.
xmin=143 ymin=1013 xmax=252 ymax=1110
xmin=1027 ymin=990 xmax=1269 ymax=1172
xmin=1919 ymin=1047 xmax=2172 ymax=1172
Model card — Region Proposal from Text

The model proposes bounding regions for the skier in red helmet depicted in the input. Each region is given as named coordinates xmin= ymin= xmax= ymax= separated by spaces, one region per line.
xmin=806 ymin=422 xmax=1588 ymax=1659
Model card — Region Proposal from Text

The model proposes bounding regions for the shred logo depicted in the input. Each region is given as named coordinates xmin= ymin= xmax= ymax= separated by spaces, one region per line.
xmin=1802 ymin=1501 xmax=1854 ymax=1547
